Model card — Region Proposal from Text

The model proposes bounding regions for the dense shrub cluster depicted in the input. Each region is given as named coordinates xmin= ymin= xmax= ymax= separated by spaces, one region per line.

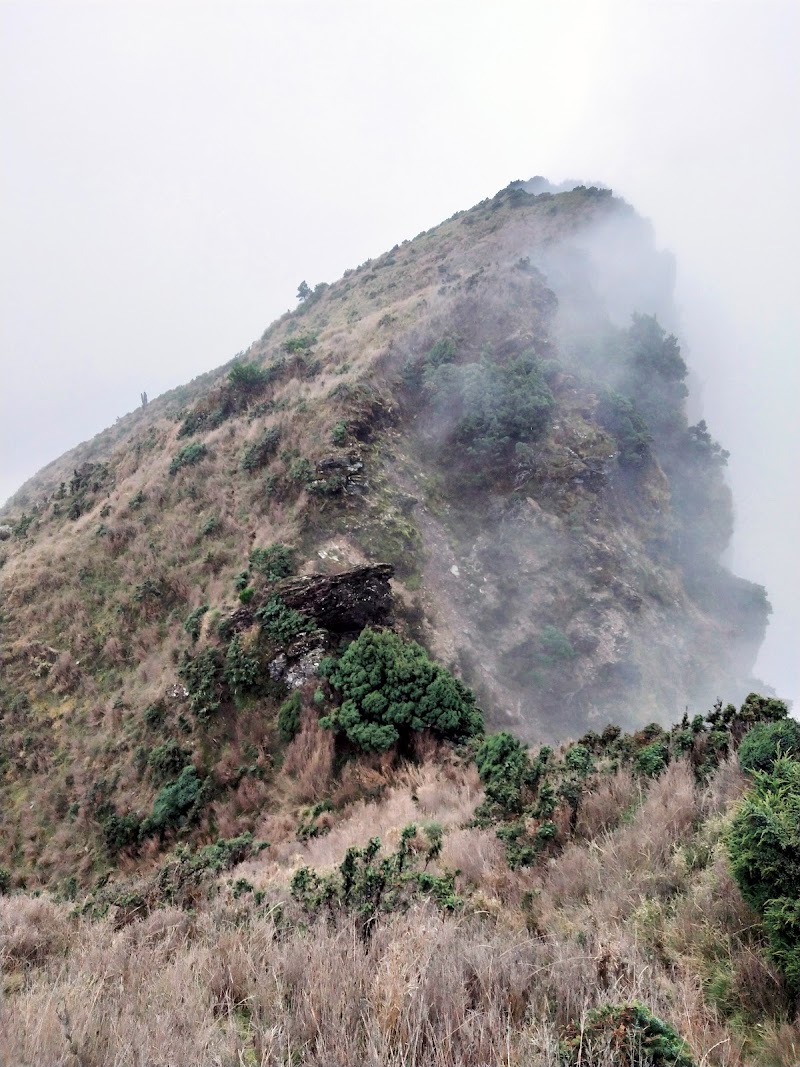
xmin=623 ymin=313 xmax=689 ymax=440
xmin=320 ymin=629 xmax=483 ymax=753
xmin=729 ymin=753 xmax=800 ymax=994
xmin=240 ymin=426 xmax=282 ymax=471
xmin=178 ymin=647 xmax=226 ymax=719
xmin=737 ymin=718 xmax=800 ymax=774
xmin=141 ymin=766 xmax=209 ymax=840
xmin=291 ymin=823 xmax=459 ymax=939
xmin=423 ymin=348 xmax=554 ymax=473
xmin=177 ymin=359 xmax=285 ymax=439
xmin=475 ymin=693 xmax=789 ymax=869
xmin=597 ymin=390 xmax=652 ymax=468
xmin=92 ymin=764 xmax=211 ymax=854
xmin=182 ymin=604 xmax=208 ymax=643
xmin=282 ymin=332 xmax=317 ymax=353
xmin=255 ymin=596 xmax=310 ymax=644
xmin=248 ymin=543 xmax=295 ymax=581
xmin=83 ymin=832 xmax=267 ymax=917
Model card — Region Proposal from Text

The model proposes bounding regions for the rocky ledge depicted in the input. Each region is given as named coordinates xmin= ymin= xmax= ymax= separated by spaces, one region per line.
xmin=277 ymin=563 xmax=395 ymax=633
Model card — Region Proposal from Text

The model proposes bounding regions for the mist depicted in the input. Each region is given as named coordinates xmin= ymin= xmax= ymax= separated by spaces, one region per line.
xmin=1 ymin=1 xmax=797 ymax=704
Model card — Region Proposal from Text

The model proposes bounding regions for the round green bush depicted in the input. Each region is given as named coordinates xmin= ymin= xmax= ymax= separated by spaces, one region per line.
xmin=727 ymin=757 xmax=800 ymax=993
xmin=633 ymin=740 xmax=670 ymax=778
xmin=738 ymin=718 xmax=800 ymax=775
xmin=321 ymin=628 xmax=483 ymax=753
xmin=560 ymin=1002 xmax=696 ymax=1066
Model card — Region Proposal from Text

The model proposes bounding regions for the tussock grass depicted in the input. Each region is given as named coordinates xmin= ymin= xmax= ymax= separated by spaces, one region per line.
xmin=1 ymin=756 xmax=797 ymax=1066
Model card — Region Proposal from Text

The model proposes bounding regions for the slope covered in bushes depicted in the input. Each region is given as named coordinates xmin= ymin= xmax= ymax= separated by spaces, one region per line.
xmin=1 ymin=693 xmax=798 ymax=1066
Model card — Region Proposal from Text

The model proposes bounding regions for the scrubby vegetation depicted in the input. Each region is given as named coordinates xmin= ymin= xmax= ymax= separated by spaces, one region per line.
xmin=320 ymin=628 xmax=483 ymax=753
xmin=0 ymin=181 xmax=791 ymax=1061
xmin=728 ymin=756 xmax=800 ymax=994
xmin=1 ymin=699 xmax=798 ymax=1065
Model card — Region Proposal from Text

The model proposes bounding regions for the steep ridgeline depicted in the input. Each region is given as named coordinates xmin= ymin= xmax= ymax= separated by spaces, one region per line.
xmin=0 ymin=181 xmax=769 ymax=883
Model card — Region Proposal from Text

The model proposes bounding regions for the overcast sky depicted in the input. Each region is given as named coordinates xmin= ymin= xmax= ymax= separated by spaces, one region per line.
xmin=1 ymin=0 xmax=798 ymax=702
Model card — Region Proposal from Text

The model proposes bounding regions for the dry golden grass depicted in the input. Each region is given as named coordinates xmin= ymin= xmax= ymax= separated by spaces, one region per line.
xmin=281 ymin=709 xmax=336 ymax=804
xmin=2 ymin=756 xmax=795 ymax=1066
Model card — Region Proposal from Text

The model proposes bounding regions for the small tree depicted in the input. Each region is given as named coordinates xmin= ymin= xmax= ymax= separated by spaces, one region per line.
xmin=728 ymin=757 xmax=800 ymax=994
xmin=738 ymin=719 xmax=800 ymax=775
xmin=321 ymin=629 xmax=483 ymax=753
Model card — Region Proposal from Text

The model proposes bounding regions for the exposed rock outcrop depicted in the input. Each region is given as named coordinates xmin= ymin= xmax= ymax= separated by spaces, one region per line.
xmin=276 ymin=564 xmax=395 ymax=633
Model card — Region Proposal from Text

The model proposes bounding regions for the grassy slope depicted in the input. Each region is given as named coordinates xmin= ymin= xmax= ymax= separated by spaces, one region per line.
xmin=1 ymin=748 xmax=798 ymax=1065
xmin=0 ymin=177 xmax=796 ymax=1059
xmin=0 ymin=184 xmax=768 ymax=886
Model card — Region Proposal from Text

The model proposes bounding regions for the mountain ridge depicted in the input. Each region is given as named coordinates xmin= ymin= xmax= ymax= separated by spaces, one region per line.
xmin=0 ymin=180 xmax=771 ymax=884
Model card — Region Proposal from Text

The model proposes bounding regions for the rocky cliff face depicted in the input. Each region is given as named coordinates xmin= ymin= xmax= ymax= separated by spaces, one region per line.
xmin=0 ymin=181 xmax=770 ymax=879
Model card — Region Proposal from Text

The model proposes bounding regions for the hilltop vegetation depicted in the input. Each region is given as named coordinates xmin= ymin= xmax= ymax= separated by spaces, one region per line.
xmin=0 ymin=181 xmax=794 ymax=1063
xmin=2 ymin=691 xmax=799 ymax=1065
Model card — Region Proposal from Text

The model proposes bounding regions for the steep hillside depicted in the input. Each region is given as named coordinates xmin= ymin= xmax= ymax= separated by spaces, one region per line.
xmin=0 ymin=181 xmax=771 ymax=885
xmin=2 ymin=697 xmax=799 ymax=1066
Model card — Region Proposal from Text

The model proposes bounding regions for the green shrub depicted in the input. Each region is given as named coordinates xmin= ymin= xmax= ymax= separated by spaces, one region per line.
xmin=177 ymin=408 xmax=208 ymax=438
xmin=169 ymin=442 xmax=208 ymax=475
xmin=256 ymin=597 xmax=310 ymax=645
xmin=475 ymin=732 xmax=545 ymax=815
xmin=183 ymin=604 xmax=208 ymax=643
xmin=738 ymin=719 xmax=800 ymax=775
xmin=228 ymin=361 xmax=269 ymax=394
xmin=241 ymin=427 xmax=281 ymax=471
xmin=763 ymin=896 xmax=800 ymax=995
xmin=13 ymin=513 xmax=35 ymax=539
xmin=143 ymin=702 xmax=166 ymax=729
xmin=560 ymin=1002 xmax=696 ymax=1066
xmin=320 ymin=628 xmax=483 ymax=753
xmin=200 ymin=515 xmax=221 ymax=537
xmin=623 ymin=313 xmax=689 ymax=440
xmin=426 ymin=337 xmax=457 ymax=367
xmin=289 ymin=456 xmax=313 ymax=484
xmin=224 ymin=635 xmax=261 ymax=697
xmin=537 ymin=625 xmax=577 ymax=663
xmin=423 ymin=349 xmax=554 ymax=469
xmin=100 ymin=811 xmax=142 ymax=854
xmin=564 ymin=742 xmax=594 ymax=776
xmin=296 ymin=800 xmax=334 ymax=841
xmin=728 ymin=757 xmax=800 ymax=994
xmin=728 ymin=757 xmax=800 ymax=913
xmin=331 ymin=420 xmax=348 ymax=446
xmin=238 ymin=587 xmax=255 ymax=604
xmin=142 ymin=766 xmax=207 ymax=838
xmin=278 ymin=691 xmax=302 ymax=743
xmin=178 ymin=647 xmax=226 ymax=719
xmin=597 ymin=391 xmax=652 ymax=467
xmin=249 ymin=543 xmax=296 ymax=582
xmin=282 ymin=333 xmax=317 ymax=353
xmin=84 ymin=833 xmax=268 ymax=917
xmin=291 ymin=823 xmax=461 ymax=939
xmin=148 ymin=740 xmax=191 ymax=783
xmin=634 ymin=741 xmax=670 ymax=778
xmin=0 ymin=866 xmax=11 ymax=894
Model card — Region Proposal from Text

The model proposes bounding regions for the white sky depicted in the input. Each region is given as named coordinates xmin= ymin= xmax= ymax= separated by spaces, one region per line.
xmin=1 ymin=0 xmax=798 ymax=702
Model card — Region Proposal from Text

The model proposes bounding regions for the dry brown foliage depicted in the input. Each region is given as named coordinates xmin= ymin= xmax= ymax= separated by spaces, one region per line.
xmin=1 ymin=757 xmax=797 ymax=1066
xmin=281 ymin=709 xmax=335 ymax=803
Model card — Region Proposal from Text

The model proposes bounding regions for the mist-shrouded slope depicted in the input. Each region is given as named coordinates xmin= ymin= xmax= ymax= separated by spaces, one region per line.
xmin=0 ymin=182 xmax=770 ymax=879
